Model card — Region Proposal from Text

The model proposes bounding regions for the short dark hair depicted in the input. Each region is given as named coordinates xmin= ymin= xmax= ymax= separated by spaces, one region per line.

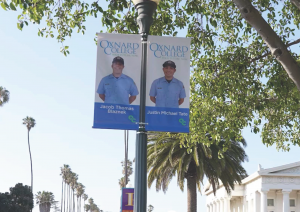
xmin=163 ymin=60 xmax=176 ymax=68
xmin=112 ymin=56 xmax=124 ymax=65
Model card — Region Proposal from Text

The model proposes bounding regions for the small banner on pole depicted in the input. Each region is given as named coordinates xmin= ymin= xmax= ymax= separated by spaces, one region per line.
xmin=121 ymin=188 xmax=134 ymax=212
xmin=145 ymin=36 xmax=191 ymax=133
xmin=93 ymin=33 xmax=141 ymax=130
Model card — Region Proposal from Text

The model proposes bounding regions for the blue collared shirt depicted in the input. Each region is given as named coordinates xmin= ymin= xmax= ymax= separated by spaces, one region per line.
xmin=149 ymin=77 xmax=186 ymax=108
xmin=97 ymin=74 xmax=139 ymax=104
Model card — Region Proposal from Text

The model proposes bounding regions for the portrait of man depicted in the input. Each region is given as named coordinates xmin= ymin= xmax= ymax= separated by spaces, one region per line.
xmin=149 ymin=60 xmax=186 ymax=108
xmin=97 ymin=56 xmax=139 ymax=105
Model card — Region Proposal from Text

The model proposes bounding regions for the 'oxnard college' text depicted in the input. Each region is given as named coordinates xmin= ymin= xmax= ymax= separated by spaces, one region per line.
xmin=99 ymin=40 xmax=139 ymax=55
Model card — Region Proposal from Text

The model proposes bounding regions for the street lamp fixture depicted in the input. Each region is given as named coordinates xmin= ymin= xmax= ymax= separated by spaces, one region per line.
xmin=132 ymin=0 xmax=160 ymax=212
xmin=132 ymin=0 xmax=161 ymax=35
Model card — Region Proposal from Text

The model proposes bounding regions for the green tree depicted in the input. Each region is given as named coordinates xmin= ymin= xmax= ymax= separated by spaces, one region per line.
xmin=1 ymin=0 xmax=300 ymax=149
xmin=35 ymin=191 xmax=56 ymax=212
xmin=70 ymin=172 xmax=78 ymax=212
xmin=22 ymin=117 xmax=36 ymax=193
xmin=82 ymin=194 xmax=88 ymax=212
xmin=76 ymin=183 xmax=85 ymax=212
xmin=60 ymin=164 xmax=71 ymax=212
xmin=148 ymin=204 xmax=154 ymax=212
xmin=0 ymin=86 xmax=10 ymax=107
xmin=147 ymin=133 xmax=248 ymax=212
xmin=6 ymin=183 xmax=34 ymax=212
xmin=118 ymin=159 xmax=133 ymax=189
xmin=0 ymin=192 xmax=10 ymax=212
xmin=84 ymin=204 xmax=90 ymax=212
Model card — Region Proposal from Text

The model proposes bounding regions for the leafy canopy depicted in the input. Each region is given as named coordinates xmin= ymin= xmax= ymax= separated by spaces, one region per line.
xmin=0 ymin=183 xmax=33 ymax=212
xmin=2 ymin=0 xmax=300 ymax=150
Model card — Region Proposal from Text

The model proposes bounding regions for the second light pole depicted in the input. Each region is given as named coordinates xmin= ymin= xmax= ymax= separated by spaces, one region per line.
xmin=131 ymin=0 xmax=160 ymax=211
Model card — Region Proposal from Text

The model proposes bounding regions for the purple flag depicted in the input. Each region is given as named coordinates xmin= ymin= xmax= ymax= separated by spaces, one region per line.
xmin=121 ymin=188 xmax=134 ymax=212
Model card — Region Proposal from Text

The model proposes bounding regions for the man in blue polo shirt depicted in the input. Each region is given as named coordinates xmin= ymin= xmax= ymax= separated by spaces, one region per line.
xmin=149 ymin=60 xmax=186 ymax=108
xmin=97 ymin=56 xmax=139 ymax=105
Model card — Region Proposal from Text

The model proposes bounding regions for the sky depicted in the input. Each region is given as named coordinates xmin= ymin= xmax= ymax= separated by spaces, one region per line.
xmin=1 ymin=3 xmax=300 ymax=212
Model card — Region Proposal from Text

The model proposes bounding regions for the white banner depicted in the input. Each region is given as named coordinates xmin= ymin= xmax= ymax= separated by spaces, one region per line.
xmin=93 ymin=33 xmax=142 ymax=130
xmin=145 ymin=35 xmax=191 ymax=132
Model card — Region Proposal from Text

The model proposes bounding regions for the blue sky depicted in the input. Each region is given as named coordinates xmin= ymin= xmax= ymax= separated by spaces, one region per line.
xmin=1 ymin=3 xmax=300 ymax=212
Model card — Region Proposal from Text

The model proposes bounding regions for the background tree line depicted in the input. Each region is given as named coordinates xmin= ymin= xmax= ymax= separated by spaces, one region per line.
xmin=60 ymin=164 xmax=103 ymax=212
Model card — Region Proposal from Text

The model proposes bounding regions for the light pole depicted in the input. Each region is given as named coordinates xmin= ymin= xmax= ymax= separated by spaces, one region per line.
xmin=131 ymin=0 xmax=160 ymax=211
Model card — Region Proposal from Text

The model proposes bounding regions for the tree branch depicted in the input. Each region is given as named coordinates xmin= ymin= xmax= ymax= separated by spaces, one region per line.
xmin=233 ymin=0 xmax=300 ymax=92
xmin=291 ymin=0 xmax=300 ymax=10
xmin=250 ymin=38 xmax=300 ymax=63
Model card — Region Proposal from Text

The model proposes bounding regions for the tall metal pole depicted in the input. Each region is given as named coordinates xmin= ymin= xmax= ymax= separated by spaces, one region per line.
xmin=133 ymin=1 xmax=158 ymax=212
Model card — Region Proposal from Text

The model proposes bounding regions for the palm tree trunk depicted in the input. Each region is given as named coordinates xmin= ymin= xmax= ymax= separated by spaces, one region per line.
xmin=27 ymin=130 xmax=33 ymax=193
xmin=73 ymin=190 xmax=75 ymax=212
xmin=64 ymin=181 xmax=66 ymax=212
xmin=61 ymin=179 xmax=64 ymax=212
xmin=186 ymin=175 xmax=197 ymax=212
xmin=124 ymin=130 xmax=128 ymax=186
xmin=67 ymin=185 xmax=69 ymax=212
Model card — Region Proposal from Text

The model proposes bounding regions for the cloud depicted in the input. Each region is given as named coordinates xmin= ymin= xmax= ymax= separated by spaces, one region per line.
xmin=167 ymin=210 xmax=176 ymax=212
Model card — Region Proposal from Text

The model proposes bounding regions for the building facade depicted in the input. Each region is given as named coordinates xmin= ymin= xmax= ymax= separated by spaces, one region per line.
xmin=205 ymin=161 xmax=300 ymax=212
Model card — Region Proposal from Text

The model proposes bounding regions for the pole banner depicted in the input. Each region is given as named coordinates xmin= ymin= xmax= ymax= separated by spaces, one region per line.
xmin=93 ymin=33 xmax=142 ymax=130
xmin=146 ymin=36 xmax=191 ymax=133
xmin=121 ymin=188 xmax=134 ymax=212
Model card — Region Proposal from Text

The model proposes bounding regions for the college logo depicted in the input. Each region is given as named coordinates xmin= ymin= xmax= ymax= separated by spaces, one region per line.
xmin=149 ymin=43 xmax=189 ymax=58
xmin=99 ymin=40 xmax=139 ymax=55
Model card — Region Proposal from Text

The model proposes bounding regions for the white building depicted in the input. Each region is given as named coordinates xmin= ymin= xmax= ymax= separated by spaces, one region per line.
xmin=205 ymin=161 xmax=300 ymax=212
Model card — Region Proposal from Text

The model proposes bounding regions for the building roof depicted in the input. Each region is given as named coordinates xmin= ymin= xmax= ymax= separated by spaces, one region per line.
xmin=204 ymin=161 xmax=300 ymax=195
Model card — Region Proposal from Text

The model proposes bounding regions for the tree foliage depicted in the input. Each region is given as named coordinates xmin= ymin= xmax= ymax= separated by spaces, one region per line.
xmin=0 ymin=86 xmax=10 ymax=107
xmin=118 ymin=159 xmax=133 ymax=189
xmin=60 ymin=164 xmax=103 ymax=212
xmin=2 ymin=0 xmax=300 ymax=150
xmin=35 ymin=191 xmax=57 ymax=212
xmin=147 ymin=132 xmax=248 ymax=212
xmin=148 ymin=204 xmax=154 ymax=212
xmin=0 ymin=183 xmax=33 ymax=212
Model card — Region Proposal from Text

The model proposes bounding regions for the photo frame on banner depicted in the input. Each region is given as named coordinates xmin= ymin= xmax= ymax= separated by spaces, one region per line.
xmin=93 ymin=33 xmax=142 ymax=130
xmin=145 ymin=35 xmax=191 ymax=133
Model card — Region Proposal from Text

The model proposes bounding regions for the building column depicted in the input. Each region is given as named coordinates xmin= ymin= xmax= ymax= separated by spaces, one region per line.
xmin=210 ymin=203 xmax=213 ymax=212
xmin=207 ymin=205 xmax=210 ymax=212
xmin=213 ymin=201 xmax=216 ymax=212
xmin=243 ymin=196 xmax=247 ymax=212
xmin=276 ymin=190 xmax=283 ymax=212
xmin=282 ymin=189 xmax=292 ymax=212
xmin=297 ymin=191 xmax=300 ymax=212
xmin=217 ymin=200 xmax=220 ymax=212
xmin=224 ymin=197 xmax=230 ymax=212
xmin=260 ymin=189 xmax=268 ymax=212
xmin=253 ymin=191 xmax=258 ymax=212
xmin=220 ymin=198 xmax=224 ymax=212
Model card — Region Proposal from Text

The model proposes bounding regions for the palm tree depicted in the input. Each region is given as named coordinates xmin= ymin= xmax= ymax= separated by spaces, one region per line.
xmin=22 ymin=116 xmax=36 ymax=193
xmin=70 ymin=173 xmax=78 ymax=212
xmin=84 ymin=204 xmax=90 ymax=212
xmin=65 ymin=170 xmax=73 ymax=212
xmin=148 ymin=204 xmax=154 ymax=212
xmin=119 ymin=159 xmax=133 ymax=189
xmin=60 ymin=164 xmax=71 ymax=212
xmin=82 ymin=194 xmax=88 ymax=212
xmin=76 ymin=183 xmax=85 ymax=212
xmin=147 ymin=133 xmax=248 ymax=212
xmin=0 ymin=86 xmax=10 ymax=107
xmin=35 ymin=191 xmax=56 ymax=212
